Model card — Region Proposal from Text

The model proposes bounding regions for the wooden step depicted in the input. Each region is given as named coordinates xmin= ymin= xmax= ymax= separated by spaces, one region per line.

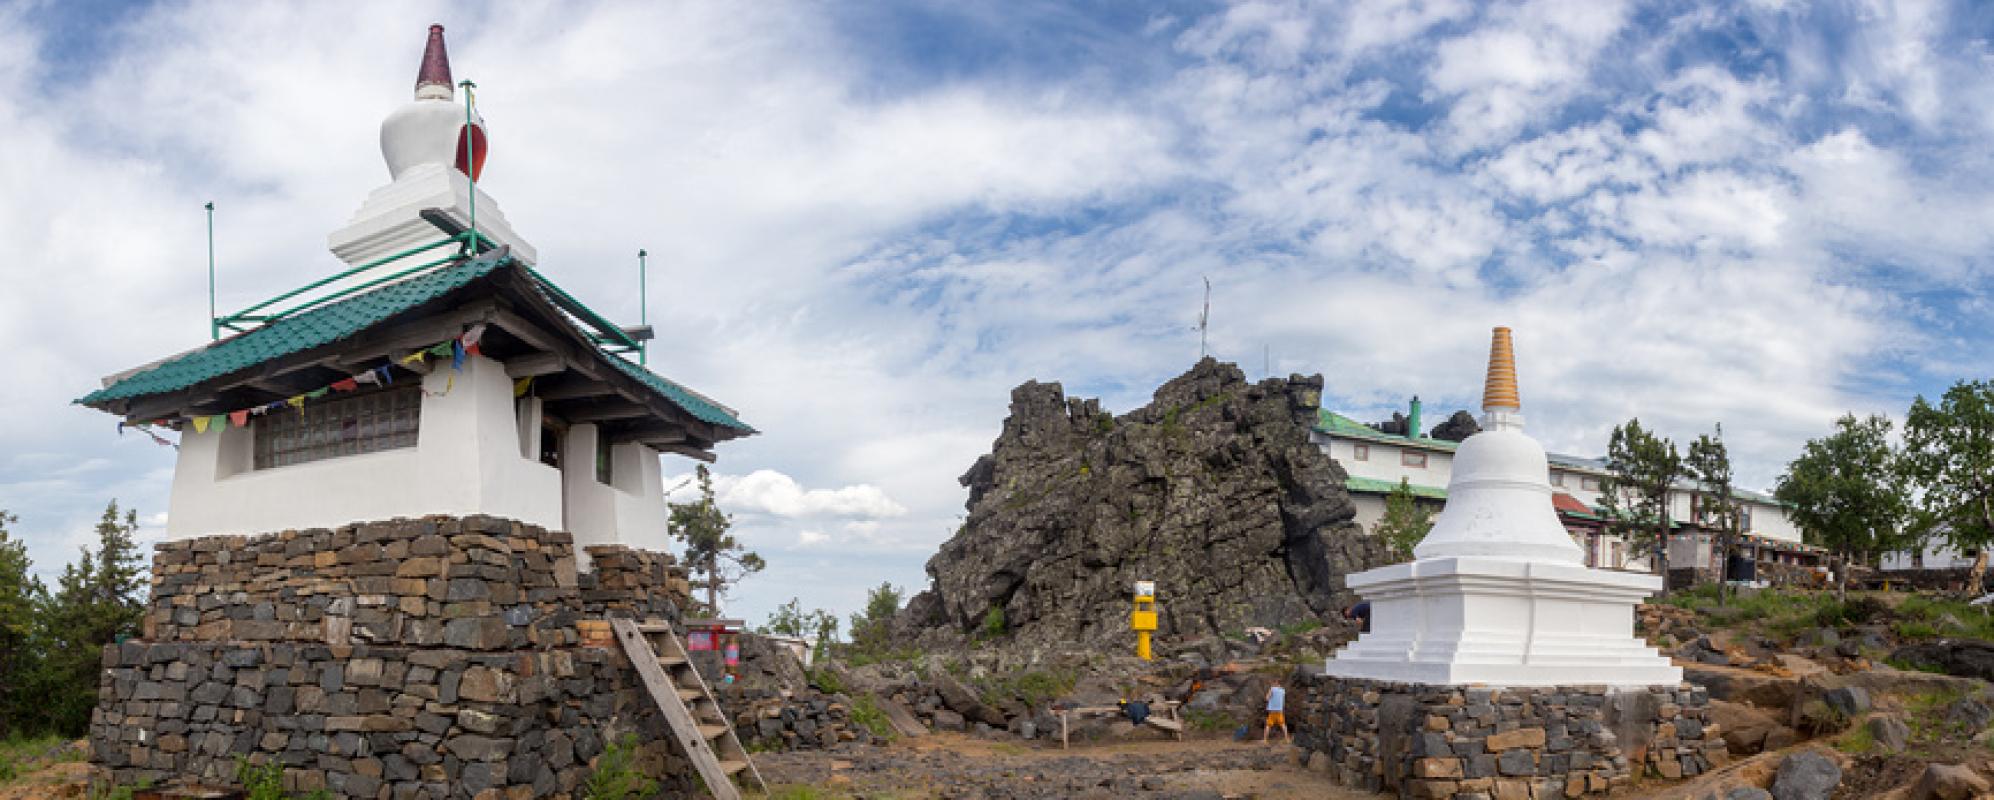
xmin=636 ymin=621 xmax=673 ymax=633
xmin=697 ymin=724 xmax=728 ymax=740
xmin=658 ymin=654 xmax=687 ymax=667
xmin=676 ymin=688 xmax=702 ymax=702
xmin=718 ymin=760 xmax=749 ymax=776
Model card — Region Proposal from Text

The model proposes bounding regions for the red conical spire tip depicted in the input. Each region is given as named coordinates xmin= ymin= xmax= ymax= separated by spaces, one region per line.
xmin=415 ymin=24 xmax=453 ymax=98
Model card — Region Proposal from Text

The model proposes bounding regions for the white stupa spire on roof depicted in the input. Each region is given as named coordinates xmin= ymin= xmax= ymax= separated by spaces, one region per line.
xmin=328 ymin=24 xmax=535 ymax=267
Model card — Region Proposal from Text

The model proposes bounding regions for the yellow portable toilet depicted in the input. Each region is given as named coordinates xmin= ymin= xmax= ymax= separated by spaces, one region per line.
xmin=1131 ymin=580 xmax=1158 ymax=660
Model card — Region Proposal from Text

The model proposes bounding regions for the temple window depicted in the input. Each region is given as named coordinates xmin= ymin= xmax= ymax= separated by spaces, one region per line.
xmin=253 ymin=385 xmax=420 ymax=469
xmin=1401 ymin=451 xmax=1427 ymax=468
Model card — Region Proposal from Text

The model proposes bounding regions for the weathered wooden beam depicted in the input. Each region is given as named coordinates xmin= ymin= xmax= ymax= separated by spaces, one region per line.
xmin=563 ymin=403 xmax=654 ymax=423
xmin=657 ymin=444 xmax=718 ymax=463
xmin=538 ymin=379 xmax=614 ymax=402
xmin=503 ymin=352 xmax=566 ymax=379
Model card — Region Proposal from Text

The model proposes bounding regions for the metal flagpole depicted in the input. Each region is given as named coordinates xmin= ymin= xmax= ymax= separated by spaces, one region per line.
xmin=206 ymin=202 xmax=218 ymax=340
xmin=638 ymin=249 xmax=649 ymax=365
xmin=460 ymin=79 xmax=478 ymax=250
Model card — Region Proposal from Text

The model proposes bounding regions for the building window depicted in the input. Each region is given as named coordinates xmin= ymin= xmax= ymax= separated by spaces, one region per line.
xmin=1582 ymin=476 xmax=1601 ymax=491
xmin=1551 ymin=472 xmax=1565 ymax=487
xmin=1352 ymin=444 xmax=1369 ymax=461
xmin=254 ymin=386 xmax=419 ymax=470
xmin=539 ymin=416 xmax=565 ymax=470
xmin=1402 ymin=451 xmax=1427 ymax=468
xmin=595 ymin=441 xmax=614 ymax=486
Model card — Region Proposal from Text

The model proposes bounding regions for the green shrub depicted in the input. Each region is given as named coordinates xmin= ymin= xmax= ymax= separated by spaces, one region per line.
xmin=582 ymin=734 xmax=658 ymax=800
xmin=1894 ymin=620 xmax=1940 ymax=640
xmin=236 ymin=757 xmax=285 ymax=800
xmin=981 ymin=606 xmax=1006 ymax=639
xmin=848 ymin=694 xmax=896 ymax=741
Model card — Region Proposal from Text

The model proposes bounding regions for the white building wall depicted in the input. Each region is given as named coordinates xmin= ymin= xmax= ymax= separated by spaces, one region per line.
xmin=1317 ymin=433 xmax=1453 ymax=487
xmin=165 ymin=354 xmax=563 ymax=538
xmin=1882 ymin=542 xmax=1977 ymax=571
xmin=560 ymin=424 xmax=672 ymax=561
xmin=1350 ymin=494 xmax=1388 ymax=535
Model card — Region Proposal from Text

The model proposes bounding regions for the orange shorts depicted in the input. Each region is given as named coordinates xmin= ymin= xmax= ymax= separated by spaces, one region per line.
xmin=1265 ymin=711 xmax=1286 ymax=726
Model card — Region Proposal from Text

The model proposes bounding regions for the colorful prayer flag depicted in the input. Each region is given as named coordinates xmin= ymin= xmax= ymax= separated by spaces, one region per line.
xmin=230 ymin=410 xmax=250 ymax=428
xmin=332 ymin=378 xmax=359 ymax=392
xmin=513 ymin=376 xmax=533 ymax=398
xmin=451 ymin=340 xmax=466 ymax=371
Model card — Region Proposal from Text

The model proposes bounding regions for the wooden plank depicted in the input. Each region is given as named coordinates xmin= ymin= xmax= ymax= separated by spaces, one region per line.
xmin=639 ymin=620 xmax=768 ymax=794
xmin=659 ymin=444 xmax=718 ymax=463
xmin=610 ymin=618 xmax=741 ymax=800
xmin=503 ymin=352 xmax=567 ymax=379
xmin=878 ymin=699 xmax=928 ymax=738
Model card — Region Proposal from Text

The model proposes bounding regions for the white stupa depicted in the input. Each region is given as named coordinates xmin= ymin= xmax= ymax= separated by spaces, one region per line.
xmin=328 ymin=24 xmax=537 ymax=267
xmin=1325 ymin=327 xmax=1681 ymax=687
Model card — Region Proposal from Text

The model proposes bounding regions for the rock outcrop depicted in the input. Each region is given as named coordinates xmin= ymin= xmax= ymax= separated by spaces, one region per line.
xmin=1428 ymin=410 xmax=1481 ymax=442
xmin=897 ymin=358 xmax=1389 ymax=648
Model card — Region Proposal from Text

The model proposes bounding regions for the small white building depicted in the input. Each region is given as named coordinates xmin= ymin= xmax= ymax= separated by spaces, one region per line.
xmin=1311 ymin=400 xmax=1815 ymax=572
xmin=77 ymin=26 xmax=752 ymax=556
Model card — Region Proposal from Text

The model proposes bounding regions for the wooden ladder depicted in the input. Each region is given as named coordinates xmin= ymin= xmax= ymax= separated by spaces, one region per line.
xmin=609 ymin=618 xmax=767 ymax=799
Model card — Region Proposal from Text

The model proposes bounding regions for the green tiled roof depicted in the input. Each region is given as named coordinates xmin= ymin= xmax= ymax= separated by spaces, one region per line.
xmin=77 ymin=257 xmax=753 ymax=434
xmin=1345 ymin=476 xmax=1448 ymax=500
xmin=79 ymin=257 xmax=507 ymax=405
xmin=1315 ymin=409 xmax=1461 ymax=452
xmin=604 ymin=353 xmax=753 ymax=433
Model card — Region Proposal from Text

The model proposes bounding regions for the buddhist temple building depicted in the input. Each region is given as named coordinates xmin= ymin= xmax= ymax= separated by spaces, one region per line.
xmin=76 ymin=24 xmax=752 ymax=553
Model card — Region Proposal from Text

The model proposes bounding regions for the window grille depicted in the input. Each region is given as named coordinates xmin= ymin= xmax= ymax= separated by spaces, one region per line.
xmin=253 ymin=386 xmax=420 ymax=469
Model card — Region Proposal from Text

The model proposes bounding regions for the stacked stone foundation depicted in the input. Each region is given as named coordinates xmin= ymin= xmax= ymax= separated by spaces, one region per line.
xmin=89 ymin=515 xmax=700 ymax=798
xmin=1291 ymin=673 xmax=1723 ymax=799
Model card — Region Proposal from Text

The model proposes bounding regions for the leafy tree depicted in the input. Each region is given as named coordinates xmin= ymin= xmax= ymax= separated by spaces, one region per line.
xmin=31 ymin=501 xmax=148 ymax=735
xmin=848 ymin=582 xmax=903 ymax=655
xmin=666 ymin=466 xmax=763 ymax=616
xmin=1775 ymin=414 xmax=1907 ymax=599
xmin=1902 ymin=380 xmax=1994 ymax=595
xmin=1598 ymin=419 xmax=1684 ymax=575
xmin=0 ymin=509 xmax=46 ymax=737
xmin=1374 ymin=478 xmax=1434 ymax=562
xmin=761 ymin=597 xmax=840 ymax=663
xmin=1686 ymin=425 xmax=1742 ymax=604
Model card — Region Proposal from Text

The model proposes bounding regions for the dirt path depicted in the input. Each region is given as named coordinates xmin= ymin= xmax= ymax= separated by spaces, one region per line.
xmin=754 ymin=734 xmax=1382 ymax=799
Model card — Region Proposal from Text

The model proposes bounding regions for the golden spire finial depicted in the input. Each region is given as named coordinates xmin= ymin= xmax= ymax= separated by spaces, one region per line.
xmin=1482 ymin=326 xmax=1520 ymax=412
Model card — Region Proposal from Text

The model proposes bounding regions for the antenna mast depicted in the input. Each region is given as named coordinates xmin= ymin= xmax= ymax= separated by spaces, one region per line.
xmin=638 ymin=249 xmax=649 ymax=365
xmin=1198 ymin=277 xmax=1210 ymax=359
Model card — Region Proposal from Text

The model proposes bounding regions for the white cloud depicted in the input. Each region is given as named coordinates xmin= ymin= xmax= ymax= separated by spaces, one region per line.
xmin=677 ymin=470 xmax=908 ymax=521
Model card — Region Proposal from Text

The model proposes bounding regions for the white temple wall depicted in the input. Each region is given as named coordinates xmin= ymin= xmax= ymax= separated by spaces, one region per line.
xmin=561 ymin=424 xmax=670 ymax=561
xmin=165 ymin=354 xmax=562 ymax=538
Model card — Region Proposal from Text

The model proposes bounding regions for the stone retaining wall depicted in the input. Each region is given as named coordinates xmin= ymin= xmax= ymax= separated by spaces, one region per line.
xmin=90 ymin=515 xmax=699 ymax=798
xmin=1291 ymin=673 xmax=1723 ymax=799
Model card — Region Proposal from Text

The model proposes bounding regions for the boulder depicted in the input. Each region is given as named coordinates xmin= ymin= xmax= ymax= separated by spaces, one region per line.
xmin=1822 ymin=686 xmax=1870 ymax=718
xmin=895 ymin=359 xmax=1391 ymax=647
xmin=1911 ymin=763 xmax=1990 ymax=800
xmin=1942 ymin=698 xmax=1993 ymax=736
xmin=1889 ymin=639 xmax=1994 ymax=682
xmin=1864 ymin=715 xmax=1910 ymax=753
xmin=1770 ymin=750 xmax=1841 ymax=800
xmin=1707 ymin=700 xmax=1789 ymax=756
xmin=1725 ymin=790 xmax=1774 ymax=800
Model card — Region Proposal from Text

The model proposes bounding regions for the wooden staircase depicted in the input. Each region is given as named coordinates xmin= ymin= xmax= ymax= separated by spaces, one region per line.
xmin=609 ymin=618 xmax=767 ymax=799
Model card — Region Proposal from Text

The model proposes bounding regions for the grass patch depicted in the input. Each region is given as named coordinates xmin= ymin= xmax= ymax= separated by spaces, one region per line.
xmin=0 ymin=735 xmax=78 ymax=785
xmin=1183 ymin=708 xmax=1238 ymax=733
xmin=1835 ymin=723 xmax=1877 ymax=754
xmin=980 ymin=668 xmax=1078 ymax=709
xmin=848 ymin=694 xmax=897 ymax=741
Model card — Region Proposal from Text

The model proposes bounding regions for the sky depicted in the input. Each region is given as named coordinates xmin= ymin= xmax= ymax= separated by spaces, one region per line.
xmin=1 ymin=0 xmax=1989 ymax=627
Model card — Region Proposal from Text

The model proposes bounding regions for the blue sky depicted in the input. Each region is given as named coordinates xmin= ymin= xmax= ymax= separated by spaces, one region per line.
xmin=1 ymin=0 xmax=1989 ymax=626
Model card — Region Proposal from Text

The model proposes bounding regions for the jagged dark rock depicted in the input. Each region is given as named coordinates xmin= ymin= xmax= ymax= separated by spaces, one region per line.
xmin=1369 ymin=412 xmax=1410 ymax=436
xmin=896 ymin=358 xmax=1390 ymax=648
xmin=1428 ymin=410 xmax=1481 ymax=442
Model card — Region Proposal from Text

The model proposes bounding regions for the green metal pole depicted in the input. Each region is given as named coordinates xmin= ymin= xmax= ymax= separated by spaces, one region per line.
xmin=460 ymin=79 xmax=478 ymax=249
xmin=206 ymin=202 xmax=217 ymax=340
xmin=638 ymin=249 xmax=648 ymax=365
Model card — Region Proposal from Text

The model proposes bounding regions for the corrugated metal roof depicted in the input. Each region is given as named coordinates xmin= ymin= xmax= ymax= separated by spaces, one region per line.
xmin=76 ymin=257 xmax=753 ymax=433
xmin=1345 ymin=476 xmax=1448 ymax=500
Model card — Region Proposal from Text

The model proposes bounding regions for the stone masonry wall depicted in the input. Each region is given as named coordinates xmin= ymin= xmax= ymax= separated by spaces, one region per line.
xmin=90 ymin=515 xmax=699 ymax=799
xmin=1291 ymin=673 xmax=1722 ymax=800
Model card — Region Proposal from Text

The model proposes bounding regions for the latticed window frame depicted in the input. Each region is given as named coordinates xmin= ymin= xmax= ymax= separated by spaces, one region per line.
xmin=253 ymin=385 xmax=421 ymax=470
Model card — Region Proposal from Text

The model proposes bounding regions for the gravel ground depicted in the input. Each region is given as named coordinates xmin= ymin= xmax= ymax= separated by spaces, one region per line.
xmin=753 ymin=734 xmax=1383 ymax=799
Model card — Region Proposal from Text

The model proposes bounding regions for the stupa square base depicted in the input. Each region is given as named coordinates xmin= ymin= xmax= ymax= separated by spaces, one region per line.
xmin=1326 ymin=557 xmax=1682 ymax=688
xmin=1287 ymin=674 xmax=1722 ymax=800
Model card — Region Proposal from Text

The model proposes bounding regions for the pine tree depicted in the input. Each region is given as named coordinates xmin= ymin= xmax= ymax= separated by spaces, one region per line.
xmin=847 ymin=582 xmax=902 ymax=656
xmin=30 ymin=501 xmax=148 ymax=735
xmin=0 ymin=509 xmax=46 ymax=737
xmin=1373 ymin=478 xmax=1434 ymax=562
xmin=1598 ymin=419 xmax=1683 ymax=576
xmin=1686 ymin=425 xmax=1741 ymax=604
xmin=667 ymin=466 xmax=764 ymax=616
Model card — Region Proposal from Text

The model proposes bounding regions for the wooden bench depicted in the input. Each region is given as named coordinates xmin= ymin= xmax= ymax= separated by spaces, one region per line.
xmin=1056 ymin=700 xmax=1183 ymax=748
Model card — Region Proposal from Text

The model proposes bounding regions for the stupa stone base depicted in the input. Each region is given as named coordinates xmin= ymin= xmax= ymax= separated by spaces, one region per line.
xmin=1326 ymin=557 xmax=1682 ymax=687
xmin=88 ymin=515 xmax=697 ymax=798
xmin=1289 ymin=674 xmax=1722 ymax=799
